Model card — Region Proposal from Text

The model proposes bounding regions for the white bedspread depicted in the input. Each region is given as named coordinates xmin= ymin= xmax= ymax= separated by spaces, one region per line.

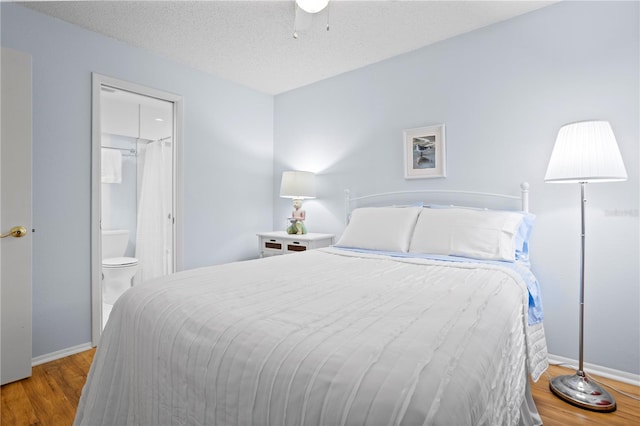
xmin=76 ymin=248 xmax=548 ymax=426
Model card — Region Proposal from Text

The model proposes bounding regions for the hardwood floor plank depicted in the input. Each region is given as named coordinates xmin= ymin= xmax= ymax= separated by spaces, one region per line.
xmin=2 ymin=349 xmax=639 ymax=426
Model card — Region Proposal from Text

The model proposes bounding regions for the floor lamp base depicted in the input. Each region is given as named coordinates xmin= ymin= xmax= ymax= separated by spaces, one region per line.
xmin=549 ymin=372 xmax=616 ymax=412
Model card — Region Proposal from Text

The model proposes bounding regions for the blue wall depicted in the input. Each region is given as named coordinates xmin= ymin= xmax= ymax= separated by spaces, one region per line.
xmin=274 ymin=1 xmax=639 ymax=374
xmin=1 ymin=3 xmax=274 ymax=357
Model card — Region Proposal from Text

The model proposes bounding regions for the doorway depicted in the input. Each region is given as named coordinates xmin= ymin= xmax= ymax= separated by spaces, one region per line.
xmin=91 ymin=74 xmax=183 ymax=344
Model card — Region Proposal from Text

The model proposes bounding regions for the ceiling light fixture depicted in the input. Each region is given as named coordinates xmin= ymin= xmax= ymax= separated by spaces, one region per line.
xmin=295 ymin=0 xmax=329 ymax=14
xmin=293 ymin=0 xmax=330 ymax=39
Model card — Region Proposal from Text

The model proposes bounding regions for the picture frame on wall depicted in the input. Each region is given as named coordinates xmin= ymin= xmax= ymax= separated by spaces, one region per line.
xmin=403 ymin=124 xmax=446 ymax=179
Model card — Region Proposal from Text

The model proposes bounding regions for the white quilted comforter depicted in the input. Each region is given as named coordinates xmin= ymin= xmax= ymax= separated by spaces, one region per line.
xmin=76 ymin=248 xmax=548 ymax=426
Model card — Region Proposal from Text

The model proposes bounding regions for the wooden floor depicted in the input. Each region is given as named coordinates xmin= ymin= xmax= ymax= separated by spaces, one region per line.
xmin=1 ymin=349 xmax=95 ymax=426
xmin=531 ymin=365 xmax=640 ymax=425
xmin=1 ymin=349 xmax=639 ymax=425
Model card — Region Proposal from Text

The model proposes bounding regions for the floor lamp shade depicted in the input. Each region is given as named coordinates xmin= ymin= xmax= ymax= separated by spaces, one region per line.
xmin=545 ymin=120 xmax=627 ymax=183
xmin=545 ymin=120 xmax=626 ymax=412
xmin=279 ymin=171 xmax=316 ymax=199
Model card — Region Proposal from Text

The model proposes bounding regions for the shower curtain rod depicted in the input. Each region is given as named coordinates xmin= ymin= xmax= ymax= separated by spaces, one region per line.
xmin=138 ymin=136 xmax=171 ymax=144
xmin=101 ymin=145 xmax=136 ymax=154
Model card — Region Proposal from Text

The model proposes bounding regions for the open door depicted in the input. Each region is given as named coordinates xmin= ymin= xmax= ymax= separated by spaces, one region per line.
xmin=1 ymin=47 xmax=33 ymax=385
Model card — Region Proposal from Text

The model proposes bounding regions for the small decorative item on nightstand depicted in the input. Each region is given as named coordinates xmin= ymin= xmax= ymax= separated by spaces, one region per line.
xmin=280 ymin=171 xmax=316 ymax=234
xmin=257 ymin=231 xmax=334 ymax=258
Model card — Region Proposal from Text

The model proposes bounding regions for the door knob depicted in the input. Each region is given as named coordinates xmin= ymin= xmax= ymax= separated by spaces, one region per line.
xmin=0 ymin=226 xmax=27 ymax=238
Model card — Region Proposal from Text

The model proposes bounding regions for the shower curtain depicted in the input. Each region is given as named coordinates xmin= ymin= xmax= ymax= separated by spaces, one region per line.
xmin=135 ymin=139 xmax=172 ymax=284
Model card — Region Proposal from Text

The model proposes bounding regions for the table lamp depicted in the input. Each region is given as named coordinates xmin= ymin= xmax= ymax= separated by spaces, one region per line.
xmin=280 ymin=171 xmax=316 ymax=234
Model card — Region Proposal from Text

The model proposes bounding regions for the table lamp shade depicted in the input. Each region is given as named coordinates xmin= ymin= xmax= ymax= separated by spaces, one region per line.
xmin=545 ymin=120 xmax=627 ymax=183
xmin=280 ymin=171 xmax=316 ymax=199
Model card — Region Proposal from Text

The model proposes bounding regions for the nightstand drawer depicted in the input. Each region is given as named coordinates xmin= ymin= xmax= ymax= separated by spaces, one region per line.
xmin=285 ymin=240 xmax=308 ymax=253
xmin=261 ymin=238 xmax=283 ymax=256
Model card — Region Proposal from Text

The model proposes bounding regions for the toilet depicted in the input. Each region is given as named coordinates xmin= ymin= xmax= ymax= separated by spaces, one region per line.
xmin=102 ymin=229 xmax=139 ymax=305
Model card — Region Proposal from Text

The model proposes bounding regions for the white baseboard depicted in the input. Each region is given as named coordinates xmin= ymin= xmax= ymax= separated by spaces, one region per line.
xmin=548 ymin=353 xmax=640 ymax=387
xmin=31 ymin=342 xmax=94 ymax=367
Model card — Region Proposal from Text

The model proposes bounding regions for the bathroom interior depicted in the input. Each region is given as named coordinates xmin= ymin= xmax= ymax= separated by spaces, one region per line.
xmin=100 ymin=86 xmax=175 ymax=327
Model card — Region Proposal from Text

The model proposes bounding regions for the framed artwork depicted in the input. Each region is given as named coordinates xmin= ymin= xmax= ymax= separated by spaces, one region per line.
xmin=403 ymin=124 xmax=446 ymax=179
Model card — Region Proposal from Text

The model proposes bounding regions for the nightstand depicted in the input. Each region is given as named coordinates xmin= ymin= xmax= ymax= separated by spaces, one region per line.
xmin=257 ymin=231 xmax=335 ymax=258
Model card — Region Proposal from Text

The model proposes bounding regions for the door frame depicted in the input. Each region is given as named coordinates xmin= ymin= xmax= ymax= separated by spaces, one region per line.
xmin=91 ymin=73 xmax=184 ymax=345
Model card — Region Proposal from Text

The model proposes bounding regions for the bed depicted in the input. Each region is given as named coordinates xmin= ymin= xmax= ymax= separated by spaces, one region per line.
xmin=75 ymin=184 xmax=548 ymax=426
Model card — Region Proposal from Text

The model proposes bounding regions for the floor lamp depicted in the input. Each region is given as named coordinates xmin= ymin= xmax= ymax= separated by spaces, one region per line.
xmin=544 ymin=120 xmax=627 ymax=412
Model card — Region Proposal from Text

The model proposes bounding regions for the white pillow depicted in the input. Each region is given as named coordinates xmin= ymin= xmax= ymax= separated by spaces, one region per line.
xmin=408 ymin=208 xmax=524 ymax=261
xmin=336 ymin=207 xmax=422 ymax=252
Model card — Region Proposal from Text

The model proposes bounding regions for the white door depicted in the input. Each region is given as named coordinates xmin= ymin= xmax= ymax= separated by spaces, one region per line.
xmin=0 ymin=47 xmax=33 ymax=385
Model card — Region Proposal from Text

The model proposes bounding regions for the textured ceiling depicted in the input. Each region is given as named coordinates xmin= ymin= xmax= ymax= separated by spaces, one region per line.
xmin=23 ymin=1 xmax=555 ymax=94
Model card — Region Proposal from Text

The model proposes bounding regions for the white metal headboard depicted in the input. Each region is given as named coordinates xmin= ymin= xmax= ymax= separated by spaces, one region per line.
xmin=344 ymin=182 xmax=530 ymax=224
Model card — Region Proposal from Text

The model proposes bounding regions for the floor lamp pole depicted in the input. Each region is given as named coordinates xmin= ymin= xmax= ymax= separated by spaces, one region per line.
xmin=549 ymin=182 xmax=616 ymax=412
xmin=578 ymin=182 xmax=585 ymax=375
